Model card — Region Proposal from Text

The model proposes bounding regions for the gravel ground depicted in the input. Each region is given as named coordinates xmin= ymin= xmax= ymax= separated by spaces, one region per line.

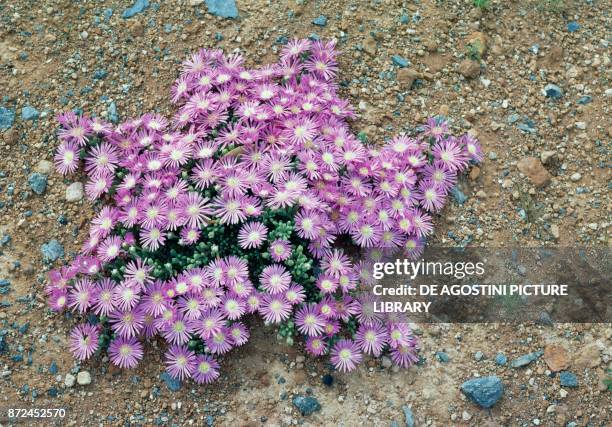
xmin=0 ymin=0 xmax=610 ymax=426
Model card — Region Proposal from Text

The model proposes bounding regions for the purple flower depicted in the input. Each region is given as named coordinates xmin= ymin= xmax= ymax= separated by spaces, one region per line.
xmin=355 ymin=323 xmax=388 ymax=357
xmin=330 ymin=339 xmax=363 ymax=373
xmin=305 ymin=336 xmax=327 ymax=356
xmin=268 ymin=239 xmax=292 ymax=262
xmin=108 ymin=337 xmax=144 ymax=369
xmin=259 ymin=264 xmax=292 ymax=295
xmin=69 ymin=323 xmax=99 ymax=361
xmin=237 ymin=222 xmax=268 ymax=249
xmin=295 ymin=304 xmax=325 ymax=337
xmin=48 ymin=38 xmax=484 ymax=383
xmin=192 ymin=355 xmax=220 ymax=384
xmin=164 ymin=345 xmax=196 ymax=381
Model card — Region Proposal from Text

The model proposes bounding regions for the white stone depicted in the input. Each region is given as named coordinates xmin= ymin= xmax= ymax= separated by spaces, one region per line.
xmin=35 ymin=160 xmax=53 ymax=174
xmin=64 ymin=373 xmax=76 ymax=388
xmin=77 ymin=370 xmax=91 ymax=385
xmin=462 ymin=411 xmax=472 ymax=421
xmin=575 ymin=121 xmax=587 ymax=130
xmin=570 ymin=173 xmax=581 ymax=182
xmin=65 ymin=182 xmax=84 ymax=202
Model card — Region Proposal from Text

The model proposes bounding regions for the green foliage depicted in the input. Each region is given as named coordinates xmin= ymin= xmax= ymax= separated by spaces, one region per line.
xmin=467 ymin=42 xmax=483 ymax=61
xmin=473 ymin=0 xmax=489 ymax=9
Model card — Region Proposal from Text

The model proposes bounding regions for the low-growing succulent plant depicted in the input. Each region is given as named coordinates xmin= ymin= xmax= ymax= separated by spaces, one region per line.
xmin=47 ymin=39 xmax=482 ymax=383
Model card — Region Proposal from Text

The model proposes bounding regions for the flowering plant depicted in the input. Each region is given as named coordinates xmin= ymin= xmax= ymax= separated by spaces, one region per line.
xmin=46 ymin=39 xmax=482 ymax=383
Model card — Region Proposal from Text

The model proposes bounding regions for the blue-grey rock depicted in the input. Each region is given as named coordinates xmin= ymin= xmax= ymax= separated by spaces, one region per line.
xmin=28 ymin=173 xmax=47 ymax=195
xmin=312 ymin=15 xmax=327 ymax=26
xmin=292 ymin=395 xmax=321 ymax=416
xmin=495 ymin=353 xmax=507 ymax=366
xmin=577 ymin=95 xmax=592 ymax=105
xmin=474 ymin=351 xmax=484 ymax=362
xmin=544 ymin=84 xmax=563 ymax=99
xmin=392 ymin=55 xmax=409 ymax=68
xmin=508 ymin=113 xmax=521 ymax=124
xmin=0 ymin=107 xmax=15 ymax=130
xmin=93 ymin=69 xmax=108 ymax=80
xmin=566 ymin=21 xmax=580 ymax=33
xmin=518 ymin=118 xmax=537 ymax=133
xmin=108 ymin=102 xmax=119 ymax=124
xmin=435 ymin=351 xmax=450 ymax=363
xmin=402 ymin=405 xmax=415 ymax=427
xmin=49 ymin=361 xmax=58 ymax=375
xmin=460 ymin=376 xmax=504 ymax=408
xmin=21 ymin=106 xmax=39 ymax=121
xmin=510 ymin=350 xmax=543 ymax=368
xmin=0 ymin=334 xmax=7 ymax=354
xmin=450 ymin=186 xmax=468 ymax=205
xmin=41 ymin=240 xmax=64 ymax=262
xmin=122 ymin=0 xmax=149 ymax=19
xmin=559 ymin=371 xmax=578 ymax=388
xmin=537 ymin=311 xmax=554 ymax=326
xmin=205 ymin=0 xmax=238 ymax=18
xmin=103 ymin=8 xmax=113 ymax=21
xmin=159 ymin=372 xmax=181 ymax=392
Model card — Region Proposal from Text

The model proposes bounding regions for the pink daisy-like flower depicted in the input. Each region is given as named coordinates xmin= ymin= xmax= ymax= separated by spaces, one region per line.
xmin=237 ymin=222 xmax=268 ymax=249
xmin=295 ymin=304 xmax=325 ymax=337
xmin=320 ymin=249 xmax=351 ymax=278
xmin=461 ymin=133 xmax=484 ymax=162
xmin=112 ymin=281 xmax=141 ymax=312
xmin=206 ymin=327 xmax=234 ymax=354
xmin=229 ymin=322 xmax=250 ymax=346
xmin=92 ymin=278 xmax=116 ymax=316
xmin=416 ymin=179 xmax=447 ymax=213
xmin=259 ymin=264 xmax=292 ymax=295
xmin=58 ymin=115 xmax=91 ymax=146
xmin=97 ymin=235 xmax=122 ymax=262
xmin=268 ymin=239 xmax=292 ymax=262
xmin=85 ymin=171 xmax=113 ymax=200
xmin=284 ymin=284 xmax=306 ymax=305
xmin=194 ymin=309 xmax=225 ymax=340
xmin=192 ymin=354 xmax=220 ymax=384
xmin=316 ymin=274 xmax=338 ymax=294
xmin=421 ymin=117 xmax=449 ymax=142
xmin=212 ymin=195 xmax=247 ymax=225
xmin=109 ymin=307 xmax=145 ymax=339
xmin=355 ymin=322 xmax=388 ymax=357
xmin=179 ymin=192 xmax=211 ymax=228
xmin=48 ymin=289 xmax=68 ymax=312
xmin=305 ymin=335 xmax=327 ymax=356
xmin=108 ymin=337 xmax=144 ymax=369
xmin=431 ymin=138 xmax=468 ymax=172
xmin=259 ymin=294 xmax=291 ymax=323
xmin=164 ymin=345 xmax=196 ymax=381
xmin=162 ymin=316 xmax=194 ymax=345
xmin=221 ymin=293 xmax=246 ymax=320
xmin=69 ymin=323 xmax=99 ymax=361
xmin=330 ymin=339 xmax=363 ymax=373
xmin=222 ymin=256 xmax=249 ymax=286
xmin=54 ymin=141 xmax=80 ymax=175
xmin=123 ymin=258 xmax=152 ymax=288
xmin=68 ymin=278 xmax=98 ymax=313
xmin=140 ymin=227 xmax=166 ymax=251
xmin=391 ymin=343 xmax=420 ymax=368
xmin=85 ymin=142 xmax=119 ymax=177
